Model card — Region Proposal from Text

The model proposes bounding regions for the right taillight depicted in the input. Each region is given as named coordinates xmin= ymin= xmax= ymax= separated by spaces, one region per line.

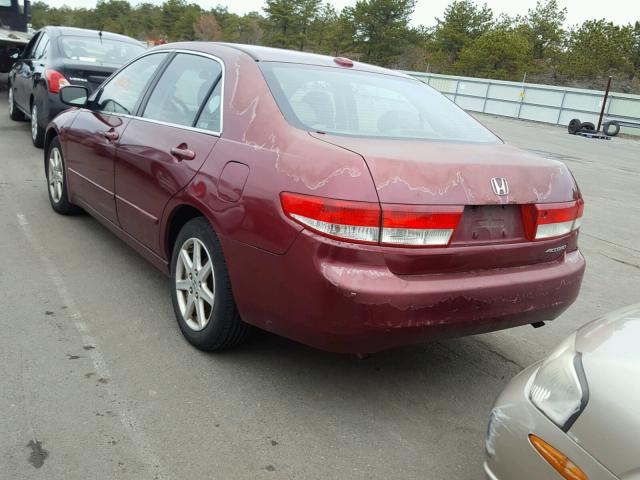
xmin=280 ymin=192 xmax=463 ymax=247
xmin=521 ymin=198 xmax=584 ymax=241
xmin=46 ymin=69 xmax=70 ymax=94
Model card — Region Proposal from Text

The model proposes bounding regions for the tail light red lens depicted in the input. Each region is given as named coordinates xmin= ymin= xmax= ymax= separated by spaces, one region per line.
xmin=45 ymin=69 xmax=70 ymax=94
xmin=280 ymin=192 xmax=463 ymax=247
xmin=521 ymin=199 xmax=584 ymax=240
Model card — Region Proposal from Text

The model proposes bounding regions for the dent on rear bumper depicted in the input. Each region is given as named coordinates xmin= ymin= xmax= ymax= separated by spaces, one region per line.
xmin=485 ymin=364 xmax=617 ymax=480
xmin=223 ymin=231 xmax=585 ymax=353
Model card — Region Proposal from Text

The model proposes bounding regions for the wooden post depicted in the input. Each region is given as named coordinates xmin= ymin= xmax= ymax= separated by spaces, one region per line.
xmin=597 ymin=76 xmax=612 ymax=132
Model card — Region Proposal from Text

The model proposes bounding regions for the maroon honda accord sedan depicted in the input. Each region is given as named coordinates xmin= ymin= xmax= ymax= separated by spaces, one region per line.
xmin=44 ymin=42 xmax=585 ymax=353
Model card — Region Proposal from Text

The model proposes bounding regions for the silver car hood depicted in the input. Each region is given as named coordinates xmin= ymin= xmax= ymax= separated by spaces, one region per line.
xmin=569 ymin=303 xmax=640 ymax=479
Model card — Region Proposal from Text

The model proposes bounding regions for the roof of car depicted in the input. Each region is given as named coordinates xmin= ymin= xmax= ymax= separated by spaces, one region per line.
xmin=219 ymin=43 xmax=405 ymax=76
xmin=153 ymin=42 xmax=409 ymax=79
xmin=44 ymin=26 xmax=143 ymax=44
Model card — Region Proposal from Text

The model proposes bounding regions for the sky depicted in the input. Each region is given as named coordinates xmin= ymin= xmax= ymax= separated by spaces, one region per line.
xmin=45 ymin=0 xmax=640 ymax=28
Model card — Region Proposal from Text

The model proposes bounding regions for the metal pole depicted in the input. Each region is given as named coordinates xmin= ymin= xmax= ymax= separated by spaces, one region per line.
xmin=597 ymin=76 xmax=612 ymax=132
xmin=516 ymin=72 xmax=527 ymax=118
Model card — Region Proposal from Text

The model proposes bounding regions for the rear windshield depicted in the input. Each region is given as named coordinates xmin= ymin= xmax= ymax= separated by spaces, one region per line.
xmin=260 ymin=62 xmax=499 ymax=143
xmin=59 ymin=36 xmax=145 ymax=66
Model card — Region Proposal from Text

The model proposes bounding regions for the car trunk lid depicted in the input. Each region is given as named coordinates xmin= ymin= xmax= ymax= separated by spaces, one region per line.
xmin=309 ymin=134 xmax=581 ymax=274
xmin=62 ymin=61 xmax=117 ymax=93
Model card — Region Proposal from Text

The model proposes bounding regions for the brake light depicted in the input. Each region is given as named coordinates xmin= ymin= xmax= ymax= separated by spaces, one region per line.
xmin=521 ymin=199 xmax=584 ymax=240
xmin=280 ymin=192 xmax=463 ymax=247
xmin=46 ymin=69 xmax=70 ymax=94
xmin=381 ymin=204 xmax=463 ymax=246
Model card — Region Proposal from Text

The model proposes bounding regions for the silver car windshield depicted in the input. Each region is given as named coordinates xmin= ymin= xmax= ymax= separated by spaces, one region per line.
xmin=260 ymin=62 xmax=499 ymax=143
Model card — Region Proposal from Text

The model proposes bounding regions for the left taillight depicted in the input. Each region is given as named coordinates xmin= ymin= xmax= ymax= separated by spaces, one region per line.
xmin=380 ymin=204 xmax=463 ymax=247
xmin=280 ymin=192 xmax=380 ymax=244
xmin=280 ymin=192 xmax=463 ymax=247
xmin=521 ymin=198 xmax=584 ymax=240
xmin=45 ymin=69 xmax=70 ymax=94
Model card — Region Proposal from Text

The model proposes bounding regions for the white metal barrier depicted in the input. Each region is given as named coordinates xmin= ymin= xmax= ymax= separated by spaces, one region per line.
xmin=403 ymin=71 xmax=640 ymax=136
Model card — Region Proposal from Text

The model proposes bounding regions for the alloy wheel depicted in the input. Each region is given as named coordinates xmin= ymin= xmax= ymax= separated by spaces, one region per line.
xmin=48 ymin=147 xmax=64 ymax=203
xmin=31 ymin=104 xmax=38 ymax=140
xmin=175 ymin=237 xmax=215 ymax=331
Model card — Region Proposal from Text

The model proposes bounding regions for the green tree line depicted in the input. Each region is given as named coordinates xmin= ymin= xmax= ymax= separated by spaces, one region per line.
xmin=32 ymin=0 xmax=640 ymax=92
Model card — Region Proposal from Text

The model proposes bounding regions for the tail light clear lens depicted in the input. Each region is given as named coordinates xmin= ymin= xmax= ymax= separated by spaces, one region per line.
xmin=381 ymin=204 xmax=463 ymax=247
xmin=521 ymin=199 xmax=584 ymax=240
xmin=46 ymin=69 xmax=70 ymax=94
xmin=280 ymin=192 xmax=463 ymax=247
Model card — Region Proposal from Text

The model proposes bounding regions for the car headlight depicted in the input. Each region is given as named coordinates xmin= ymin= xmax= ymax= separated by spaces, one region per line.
xmin=529 ymin=333 xmax=589 ymax=431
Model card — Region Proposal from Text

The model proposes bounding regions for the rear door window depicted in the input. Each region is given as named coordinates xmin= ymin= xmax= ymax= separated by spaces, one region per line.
xmin=142 ymin=53 xmax=222 ymax=128
xmin=195 ymin=80 xmax=222 ymax=133
xmin=33 ymin=33 xmax=49 ymax=60
xmin=96 ymin=53 xmax=168 ymax=115
xmin=22 ymin=32 xmax=41 ymax=59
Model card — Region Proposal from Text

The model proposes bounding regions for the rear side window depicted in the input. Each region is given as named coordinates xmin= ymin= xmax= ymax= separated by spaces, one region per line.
xmin=97 ymin=53 xmax=168 ymax=115
xmin=22 ymin=32 xmax=41 ymax=59
xmin=142 ymin=53 xmax=222 ymax=128
xmin=33 ymin=33 xmax=49 ymax=60
xmin=260 ymin=63 xmax=498 ymax=143
xmin=195 ymin=81 xmax=222 ymax=133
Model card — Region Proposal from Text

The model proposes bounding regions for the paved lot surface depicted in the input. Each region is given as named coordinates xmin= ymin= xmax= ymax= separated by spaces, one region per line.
xmin=1 ymin=96 xmax=638 ymax=480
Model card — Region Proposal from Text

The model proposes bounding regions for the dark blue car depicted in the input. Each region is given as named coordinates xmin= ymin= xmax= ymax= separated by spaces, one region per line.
xmin=7 ymin=26 xmax=145 ymax=147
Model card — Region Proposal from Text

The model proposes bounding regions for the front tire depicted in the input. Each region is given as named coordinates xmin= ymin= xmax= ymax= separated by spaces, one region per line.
xmin=31 ymin=102 xmax=45 ymax=148
xmin=8 ymin=86 xmax=26 ymax=121
xmin=46 ymin=137 xmax=80 ymax=215
xmin=170 ymin=217 xmax=250 ymax=351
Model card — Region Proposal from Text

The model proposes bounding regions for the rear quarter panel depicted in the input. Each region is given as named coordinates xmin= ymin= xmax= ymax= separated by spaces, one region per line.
xmin=162 ymin=47 xmax=380 ymax=257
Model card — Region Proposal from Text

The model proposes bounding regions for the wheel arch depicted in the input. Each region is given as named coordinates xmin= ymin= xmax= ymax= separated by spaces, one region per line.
xmin=164 ymin=204 xmax=210 ymax=261
xmin=43 ymin=127 xmax=59 ymax=170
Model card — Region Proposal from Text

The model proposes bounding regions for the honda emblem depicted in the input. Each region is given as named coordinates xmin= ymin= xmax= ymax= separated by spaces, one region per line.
xmin=490 ymin=177 xmax=509 ymax=196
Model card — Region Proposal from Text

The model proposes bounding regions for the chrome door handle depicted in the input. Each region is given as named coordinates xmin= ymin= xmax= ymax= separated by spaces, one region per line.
xmin=170 ymin=146 xmax=196 ymax=161
xmin=102 ymin=131 xmax=119 ymax=141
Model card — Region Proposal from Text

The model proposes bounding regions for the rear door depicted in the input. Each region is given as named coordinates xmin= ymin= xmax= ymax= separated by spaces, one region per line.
xmin=12 ymin=31 xmax=41 ymax=109
xmin=65 ymin=52 xmax=169 ymax=224
xmin=114 ymin=52 xmax=223 ymax=253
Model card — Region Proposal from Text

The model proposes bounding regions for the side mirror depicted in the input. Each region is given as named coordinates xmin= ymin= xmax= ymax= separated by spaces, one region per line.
xmin=7 ymin=48 xmax=20 ymax=60
xmin=60 ymin=85 xmax=89 ymax=107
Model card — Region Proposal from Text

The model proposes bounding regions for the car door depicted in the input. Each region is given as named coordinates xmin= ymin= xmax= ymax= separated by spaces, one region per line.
xmin=65 ymin=52 xmax=169 ymax=225
xmin=115 ymin=52 xmax=223 ymax=253
xmin=12 ymin=31 xmax=41 ymax=109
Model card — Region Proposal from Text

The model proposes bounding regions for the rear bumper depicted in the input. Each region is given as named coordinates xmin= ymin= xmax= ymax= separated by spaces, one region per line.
xmin=224 ymin=231 xmax=585 ymax=353
xmin=39 ymin=91 xmax=68 ymax=127
xmin=484 ymin=364 xmax=617 ymax=480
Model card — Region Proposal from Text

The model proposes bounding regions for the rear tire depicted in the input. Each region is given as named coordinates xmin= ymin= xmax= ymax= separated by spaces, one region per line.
xmin=581 ymin=122 xmax=595 ymax=131
xmin=8 ymin=85 xmax=26 ymax=121
xmin=31 ymin=102 xmax=45 ymax=148
xmin=170 ymin=217 xmax=250 ymax=351
xmin=46 ymin=137 xmax=81 ymax=215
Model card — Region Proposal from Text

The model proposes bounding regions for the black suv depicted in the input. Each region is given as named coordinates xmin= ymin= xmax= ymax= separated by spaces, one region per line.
xmin=7 ymin=26 xmax=145 ymax=147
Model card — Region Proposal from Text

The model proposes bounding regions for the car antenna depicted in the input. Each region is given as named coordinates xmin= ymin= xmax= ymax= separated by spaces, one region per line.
xmin=98 ymin=29 xmax=103 ymax=44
